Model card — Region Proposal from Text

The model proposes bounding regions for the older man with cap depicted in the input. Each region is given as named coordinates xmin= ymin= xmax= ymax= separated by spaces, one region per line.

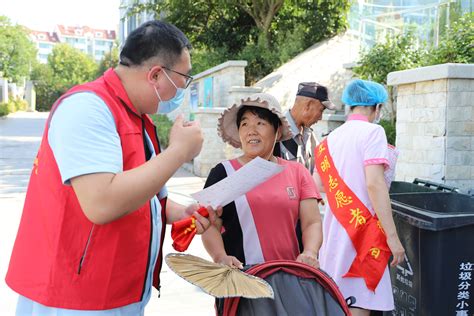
xmin=273 ymin=82 xmax=335 ymax=252
xmin=274 ymin=82 xmax=336 ymax=175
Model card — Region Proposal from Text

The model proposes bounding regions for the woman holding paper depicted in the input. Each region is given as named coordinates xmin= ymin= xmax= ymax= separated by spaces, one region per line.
xmin=201 ymin=93 xmax=323 ymax=270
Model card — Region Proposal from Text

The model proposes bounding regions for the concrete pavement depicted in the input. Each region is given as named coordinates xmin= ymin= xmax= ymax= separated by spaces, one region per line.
xmin=0 ymin=111 xmax=214 ymax=315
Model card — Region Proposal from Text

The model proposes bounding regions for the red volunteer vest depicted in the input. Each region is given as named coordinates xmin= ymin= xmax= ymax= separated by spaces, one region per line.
xmin=6 ymin=69 xmax=167 ymax=310
xmin=315 ymin=139 xmax=391 ymax=292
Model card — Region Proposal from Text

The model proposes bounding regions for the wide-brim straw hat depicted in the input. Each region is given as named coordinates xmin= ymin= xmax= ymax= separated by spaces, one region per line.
xmin=217 ymin=93 xmax=293 ymax=149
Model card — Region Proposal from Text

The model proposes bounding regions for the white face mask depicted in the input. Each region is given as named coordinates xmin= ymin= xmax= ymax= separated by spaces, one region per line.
xmin=154 ymin=70 xmax=185 ymax=114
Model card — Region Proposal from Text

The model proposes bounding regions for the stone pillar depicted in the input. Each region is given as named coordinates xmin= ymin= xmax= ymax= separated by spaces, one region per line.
xmin=0 ymin=78 xmax=8 ymax=103
xmin=167 ymin=60 xmax=258 ymax=176
xmin=388 ymin=63 xmax=474 ymax=192
xmin=193 ymin=107 xmax=241 ymax=177
xmin=313 ymin=113 xmax=346 ymax=139
xmin=228 ymin=86 xmax=262 ymax=105
xmin=25 ymin=81 xmax=36 ymax=112
xmin=168 ymin=60 xmax=249 ymax=122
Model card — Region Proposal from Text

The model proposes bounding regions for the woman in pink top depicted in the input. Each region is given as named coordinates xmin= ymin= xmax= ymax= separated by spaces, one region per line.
xmin=315 ymin=79 xmax=405 ymax=316
xmin=201 ymin=93 xmax=323 ymax=270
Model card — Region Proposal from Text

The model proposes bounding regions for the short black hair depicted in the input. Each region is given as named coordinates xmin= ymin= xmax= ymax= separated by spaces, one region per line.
xmin=236 ymin=106 xmax=281 ymax=131
xmin=349 ymin=104 xmax=379 ymax=111
xmin=120 ymin=20 xmax=191 ymax=67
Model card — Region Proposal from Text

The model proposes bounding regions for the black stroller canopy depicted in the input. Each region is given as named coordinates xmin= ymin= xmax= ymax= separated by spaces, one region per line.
xmin=223 ymin=260 xmax=351 ymax=316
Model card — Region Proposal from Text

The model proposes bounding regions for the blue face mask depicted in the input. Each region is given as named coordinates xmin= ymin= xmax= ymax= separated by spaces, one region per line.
xmin=154 ymin=70 xmax=185 ymax=114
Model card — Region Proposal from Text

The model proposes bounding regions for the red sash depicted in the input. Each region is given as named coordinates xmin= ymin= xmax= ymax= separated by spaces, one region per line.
xmin=316 ymin=139 xmax=390 ymax=291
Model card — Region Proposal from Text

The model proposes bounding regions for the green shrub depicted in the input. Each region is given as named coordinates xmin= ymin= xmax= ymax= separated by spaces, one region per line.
xmin=6 ymin=99 xmax=16 ymax=113
xmin=272 ymin=23 xmax=307 ymax=65
xmin=11 ymin=97 xmax=28 ymax=111
xmin=354 ymin=32 xmax=426 ymax=85
xmin=237 ymin=36 xmax=279 ymax=85
xmin=0 ymin=102 xmax=8 ymax=117
xmin=34 ymin=80 xmax=66 ymax=112
xmin=380 ymin=119 xmax=396 ymax=146
xmin=150 ymin=114 xmax=173 ymax=149
xmin=0 ymin=97 xmax=28 ymax=117
xmin=31 ymin=44 xmax=98 ymax=112
xmin=424 ymin=12 xmax=474 ymax=65
xmin=191 ymin=47 xmax=229 ymax=75
xmin=353 ymin=12 xmax=473 ymax=147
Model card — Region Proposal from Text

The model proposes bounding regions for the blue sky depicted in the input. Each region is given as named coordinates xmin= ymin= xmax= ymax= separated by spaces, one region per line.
xmin=3 ymin=0 xmax=120 ymax=31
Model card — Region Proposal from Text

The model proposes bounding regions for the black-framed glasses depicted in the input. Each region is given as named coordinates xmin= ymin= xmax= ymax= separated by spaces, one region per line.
xmin=163 ymin=66 xmax=193 ymax=88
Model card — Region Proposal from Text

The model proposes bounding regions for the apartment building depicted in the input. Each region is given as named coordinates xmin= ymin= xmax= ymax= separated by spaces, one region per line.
xmin=56 ymin=25 xmax=116 ymax=62
xmin=29 ymin=30 xmax=60 ymax=64
xmin=29 ymin=25 xmax=116 ymax=63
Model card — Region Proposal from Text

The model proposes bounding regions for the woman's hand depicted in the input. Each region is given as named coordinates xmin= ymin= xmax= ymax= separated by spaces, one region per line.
xmin=215 ymin=254 xmax=243 ymax=269
xmin=183 ymin=204 xmax=222 ymax=234
xmin=296 ymin=250 xmax=320 ymax=268
xmin=387 ymin=234 xmax=405 ymax=266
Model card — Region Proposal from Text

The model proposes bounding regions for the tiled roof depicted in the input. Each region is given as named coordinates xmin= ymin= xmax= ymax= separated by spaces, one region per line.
xmin=56 ymin=25 xmax=116 ymax=40
xmin=29 ymin=30 xmax=60 ymax=43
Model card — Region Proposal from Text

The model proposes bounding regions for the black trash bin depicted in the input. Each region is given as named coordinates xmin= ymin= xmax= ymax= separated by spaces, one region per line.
xmin=386 ymin=192 xmax=474 ymax=316
xmin=390 ymin=178 xmax=459 ymax=194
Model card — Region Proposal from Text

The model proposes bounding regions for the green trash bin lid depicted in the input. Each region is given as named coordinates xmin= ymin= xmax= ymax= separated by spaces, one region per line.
xmin=390 ymin=192 xmax=474 ymax=231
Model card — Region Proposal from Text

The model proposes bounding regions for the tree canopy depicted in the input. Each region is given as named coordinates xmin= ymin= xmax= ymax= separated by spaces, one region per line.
xmin=47 ymin=43 xmax=98 ymax=87
xmin=0 ymin=16 xmax=37 ymax=83
xmin=96 ymin=43 xmax=120 ymax=77
xmin=31 ymin=44 xmax=98 ymax=111
xmin=129 ymin=0 xmax=350 ymax=83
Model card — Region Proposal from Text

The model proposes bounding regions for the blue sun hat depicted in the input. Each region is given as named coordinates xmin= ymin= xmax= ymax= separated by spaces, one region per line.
xmin=341 ymin=79 xmax=388 ymax=106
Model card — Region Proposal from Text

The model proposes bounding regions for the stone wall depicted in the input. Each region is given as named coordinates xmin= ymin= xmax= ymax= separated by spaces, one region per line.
xmin=313 ymin=113 xmax=347 ymax=140
xmin=388 ymin=63 xmax=474 ymax=192
xmin=171 ymin=61 xmax=259 ymax=176
xmin=193 ymin=108 xmax=242 ymax=177
xmin=168 ymin=60 xmax=248 ymax=121
xmin=174 ymin=48 xmax=361 ymax=176
xmin=192 ymin=86 xmax=261 ymax=176
xmin=252 ymin=33 xmax=359 ymax=144
xmin=254 ymin=32 xmax=360 ymax=111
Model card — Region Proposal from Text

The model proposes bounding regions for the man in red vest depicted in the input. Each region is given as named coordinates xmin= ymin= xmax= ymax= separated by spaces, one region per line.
xmin=6 ymin=20 xmax=217 ymax=315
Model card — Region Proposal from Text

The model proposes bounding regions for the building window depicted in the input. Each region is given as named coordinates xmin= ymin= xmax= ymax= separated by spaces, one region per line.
xmin=38 ymin=34 xmax=46 ymax=40
xmin=39 ymin=43 xmax=52 ymax=49
xmin=95 ymin=31 xmax=103 ymax=37
xmin=75 ymin=29 xmax=83 ymax=36
xmin=127 ymin=15 xmax=137 ymax=35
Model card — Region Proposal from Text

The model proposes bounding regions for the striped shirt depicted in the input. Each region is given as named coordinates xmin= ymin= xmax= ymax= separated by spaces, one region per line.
xmin=204 ymin=158 xmax=320 ymax=265
xmin=274 ymin=110 xmax=317 ymax=175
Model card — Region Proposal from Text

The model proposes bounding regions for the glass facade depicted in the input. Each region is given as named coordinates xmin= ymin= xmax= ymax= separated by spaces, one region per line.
xmin=348 ymin=0 xmax=473 ymax=48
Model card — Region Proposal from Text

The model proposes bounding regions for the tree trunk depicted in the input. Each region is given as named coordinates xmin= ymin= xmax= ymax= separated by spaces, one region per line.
xmin=237 ymin=0 xmax=284 ymax=48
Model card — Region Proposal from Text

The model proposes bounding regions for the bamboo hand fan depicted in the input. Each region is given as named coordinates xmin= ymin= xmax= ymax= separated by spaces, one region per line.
xmin=165 ymin=253 xmax=274 ymax=299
